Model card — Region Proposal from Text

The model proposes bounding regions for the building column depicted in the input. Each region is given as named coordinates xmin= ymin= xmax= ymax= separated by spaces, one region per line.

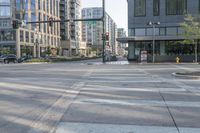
xmin=16 ymin=29 xmax=21 ymax=58
xmin=128 ymin=42 xmax=136 ymax=61
xmin=38 ymin=45 xmax=40 ymax=57
xmin=33 ymin=45 xmax=36 ymax=57
xmin=160 ymin=41 xmax=165 ymax=56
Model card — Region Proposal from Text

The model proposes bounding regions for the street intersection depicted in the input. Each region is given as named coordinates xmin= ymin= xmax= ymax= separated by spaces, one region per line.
xmin=0 ymin=61 xmax=200 ymax=133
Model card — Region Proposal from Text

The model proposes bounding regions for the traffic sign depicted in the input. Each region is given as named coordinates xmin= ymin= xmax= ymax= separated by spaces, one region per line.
xmin=21 ymin=20 xmax=27 ymax=27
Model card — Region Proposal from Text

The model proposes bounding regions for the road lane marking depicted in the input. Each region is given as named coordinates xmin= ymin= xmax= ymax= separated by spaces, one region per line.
xmin=83 ymin=86 xmax=186 ymax=92
xmin=55 ymin=122 xmax=179 ymax=133
xmin=73 ymin=98 xmax=200 ymax=108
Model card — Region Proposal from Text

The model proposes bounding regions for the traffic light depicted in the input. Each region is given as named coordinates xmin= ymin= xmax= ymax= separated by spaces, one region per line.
xmin=49 ymin=17 xmax=53 ymax=27
xmin=105 ymin=32 xmax=109 ymax=41
xmin=12 ymin=20 xmax=19 ymax=29
xmin=102 ymin=34 xmax=105 ymax=40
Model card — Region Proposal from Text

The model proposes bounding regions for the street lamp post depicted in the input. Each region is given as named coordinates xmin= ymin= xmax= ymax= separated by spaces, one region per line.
xmin=34 ymin=28 xmax=39 ymax=58
xmin=102 ymin=0 xmax=105 ymax=63
xmin=147 ymin=21 xmax=160 ymax=63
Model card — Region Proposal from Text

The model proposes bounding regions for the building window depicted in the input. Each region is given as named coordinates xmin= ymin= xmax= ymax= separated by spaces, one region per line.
xmin=31 ymin=13 xmax=36 ymax=30
xmin=146 ymin=28 xmax=159 ymax=36
xmin=43 ymin=0 xmax=45 ymax=11
xmin=178 ymin=27 xmax=184 ymax=35
xmin=24 ymin=1 xmax=28 ymax=11
xmin=160 ymin=28 xmax=166 ymax=36
xmin=20 ymin=30 xmax=24 ymax=42
xmin=56 ymin=0 xmax=58 ymax=16
xmin=153 ymin=0 xmax=160 ymax=16
xmin=128 ymin=28 xmax=135 ymax=36
xmin=46 ymin=0 xmax=49 ymax=13
xmin=15 ymin=0 xmax=20 ymax=10
xmin=166 ymin=27 xmax=177 ymax=35
xmin=135 ymin=28 xmax=145 ymax=36
xmin=0 ymin=6 xmax=11 ymax=17
xmin=38 ymin=13 xmax=42 ymax=32
xmin=50 ymin=0 xmax=52 ymax=14
xmin=25 ymin=31 xmax=29 ymax=42
xmin=31 ymin=32 xmax=34 ymax=43
xmin=199 ymin=0 xmax=200 ymax=14
xmin=38 ymin=0 xmax=41 ymax=10
xmin=31 ymin=0 xmax=36 ymax=10
xmin=166 ymin=0 xmax=187 ymax=15
xmin=134 ymin=0 xmax=146 ymax=17
xmin=43 ymin=14 xmax=46 ymax=33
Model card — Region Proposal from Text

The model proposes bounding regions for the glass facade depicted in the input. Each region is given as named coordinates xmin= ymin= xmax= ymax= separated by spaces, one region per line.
xmin=134 ymin=0 xmax=146 ymax=17
xmin=153 ymin=0 xmax=160 ymax=16
xmin=146 ymin=28 xmax=159 ymax=36
xmin=31 ymin=0 xmax=36 ymax=10
xmin=135 ymin=28 xmax=145 ymax=36
xmin=166 ymin=27 xmax=177 ymax=35
xmin=0 ymin=0 xmax=60 ymax=57
xmin=0 ymin=0 xmax=11 ymax=17
xmin=0 ymin=29 xmax=15 ymax=41
xmin=129 ymin=27 xmax=183 ymax=37
xmin=166 ymin=0 xmax=187 ymax=15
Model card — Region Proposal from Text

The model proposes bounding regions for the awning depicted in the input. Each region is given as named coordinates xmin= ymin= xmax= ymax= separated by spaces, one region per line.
xmin=117 ymin=36 xmax=185 ymax=43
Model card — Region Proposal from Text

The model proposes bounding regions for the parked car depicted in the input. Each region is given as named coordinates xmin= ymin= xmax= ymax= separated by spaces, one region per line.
xmin=17 ymin=55 xmax=32 ymax=63
xmin=0 ymin=54 xmax=18 ymax=64
xmin=111 ymin=55 xmax=118 ymax=61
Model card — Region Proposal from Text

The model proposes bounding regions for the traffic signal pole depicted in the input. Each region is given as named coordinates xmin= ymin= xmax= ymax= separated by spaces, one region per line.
xmin=102 ymin=0 xmax=106 ymax=63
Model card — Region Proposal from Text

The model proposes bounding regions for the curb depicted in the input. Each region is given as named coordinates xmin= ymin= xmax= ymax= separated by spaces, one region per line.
xmin=22 ymin=62 xmax=50 ymax=64
xmin=172 ymin=72 xmax=200 ymax=79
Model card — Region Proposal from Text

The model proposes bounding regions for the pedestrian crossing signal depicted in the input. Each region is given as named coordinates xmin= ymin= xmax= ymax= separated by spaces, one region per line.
xmin=12 ymin=20 xmax=19 ymax=29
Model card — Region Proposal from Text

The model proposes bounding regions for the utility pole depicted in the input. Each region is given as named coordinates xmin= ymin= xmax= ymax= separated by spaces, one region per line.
xmin=102 ymin=0 xmax=106 ymax=63
xmin=147 ymin=21 xmax=160 ymax=63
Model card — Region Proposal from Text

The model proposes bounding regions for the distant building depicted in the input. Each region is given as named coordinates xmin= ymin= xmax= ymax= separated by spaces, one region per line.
xmin=60 ymin=0 xmax=86 ymax=56
xmin=117 ymin=28 xmax=127 ymax=55
xmin=0 ymin=0 xmax=61 ymax=58
xmin=118 ymin=0 xmax=200 ymax=62
xmin=82 ymin=7 xmax=118 ymax=55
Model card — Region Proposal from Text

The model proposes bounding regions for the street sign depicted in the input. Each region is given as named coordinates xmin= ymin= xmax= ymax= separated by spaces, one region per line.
xmin=140 ymin=50 xmax=147 ymax=63
xmin=21 ymin=20 xmax=27 ymax=27
xmin=87 ymin=21 xmax=96 ymax=25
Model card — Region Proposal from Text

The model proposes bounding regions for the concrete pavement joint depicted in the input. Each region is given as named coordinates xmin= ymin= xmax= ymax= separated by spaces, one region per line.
xmin=137 ymin=66 xmax=180 ymax=133
xmin=158 ymin=91 xmax=180 ymax=133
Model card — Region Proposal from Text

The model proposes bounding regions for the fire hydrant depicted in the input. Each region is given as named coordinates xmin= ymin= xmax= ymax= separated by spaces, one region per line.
xmin=176 ymin=57 xmax=180 ymax=64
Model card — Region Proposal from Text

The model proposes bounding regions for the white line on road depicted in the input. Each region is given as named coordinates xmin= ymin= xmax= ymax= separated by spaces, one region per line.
xmin=83 ymin=86 xmax=186 ymax=92
xmin=73 ymin=98 xmax=200 ymax=108
xmin=56 ymin=122 xmax=200 ymax=133
xmin=87 ymin=80 xmax=165 ymax=83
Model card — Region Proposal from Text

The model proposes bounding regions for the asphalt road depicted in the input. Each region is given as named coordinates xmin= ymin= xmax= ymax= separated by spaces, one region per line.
xmin=0 ymin=60 xmax=200 ymax=133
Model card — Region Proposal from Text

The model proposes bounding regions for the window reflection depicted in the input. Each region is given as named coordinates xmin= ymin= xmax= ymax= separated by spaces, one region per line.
xmin=0 ymin=30 xmax=15 ymax=41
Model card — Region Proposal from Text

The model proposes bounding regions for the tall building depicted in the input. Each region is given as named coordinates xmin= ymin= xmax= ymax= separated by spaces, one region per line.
xmin=82 ymin=7 xmax=118 ymax=55
xmin=118 ymin=0 xmax=200 ymax=62
xmin=117 ymin=28 xmax=127 ymax=55
xmin=0 ymin=0 xmax=61 ymax=58
xmin=0 ymin=0 xmax=15 ymax=55
xmin=60 ymin=0 xmax=86 ymax=56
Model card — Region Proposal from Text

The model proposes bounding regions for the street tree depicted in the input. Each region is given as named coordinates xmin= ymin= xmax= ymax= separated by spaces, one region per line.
xmin=180 ymin=14 xmax=200 ymax=62
xmin=46 ymin=46 xmax=51 ymax=56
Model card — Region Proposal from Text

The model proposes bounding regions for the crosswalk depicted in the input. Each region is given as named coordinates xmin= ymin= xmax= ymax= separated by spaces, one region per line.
xmin=55 ymin=65 xmax=200 ymax=133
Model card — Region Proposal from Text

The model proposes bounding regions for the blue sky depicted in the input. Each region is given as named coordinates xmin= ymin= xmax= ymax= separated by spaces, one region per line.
xmin=82 ymin=0 xmax=128 ymax=31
